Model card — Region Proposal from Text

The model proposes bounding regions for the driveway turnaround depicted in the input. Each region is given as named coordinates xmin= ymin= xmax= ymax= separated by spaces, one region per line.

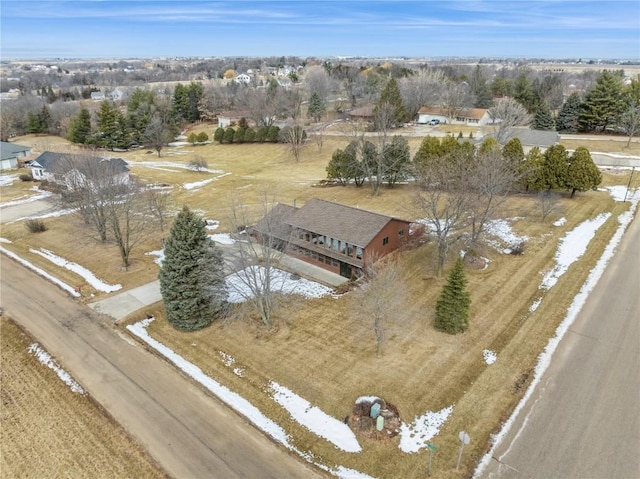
xmin=1 ymin=257 xmax=325 ymax=479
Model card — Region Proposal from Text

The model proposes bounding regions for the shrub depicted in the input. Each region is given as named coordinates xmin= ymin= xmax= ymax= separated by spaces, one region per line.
xmin=25 ymin=218 xmax=47 ymax=233
xmin=244 ymin=128 xmax=256 ymax=143
xmin=266 ymin=125 xmax=280 ymax=142
xmin=187 ymin=132 xmax=198 ymax=145
xmin=196 ymin=132 xmax=209 ymax=143
xmin=188 ymin=157 xmax=208 ymax=172
xmin=510 ymin=241 xmax=526 ymax=255
xmin=233 ymin=127 xmax=246 ymax=144
xmin=255 ymin=127 xmax=267 ymax=143
xmin=19 ymin=173 xmax=34 ymax=182
xmin=223 ymin=127 xmax=235 ymax=143
xmin=214 ymin=127 xmax=225 ymax=143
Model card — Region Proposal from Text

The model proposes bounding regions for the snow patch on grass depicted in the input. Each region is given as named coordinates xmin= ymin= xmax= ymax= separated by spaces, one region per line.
xmin=483 ymin=350 xmax=497 ymax=365
xmin=30 ymin=248 xmax=122 ymax=293
xmin=399 ymin=405 xmax=454 ymax=453
xmin=271 ymin=382 xmax=362 ymax=453
xmin=539 ymin=213 xmax=610 ymax=290
xmin=485 ymin=219 xmax=528 ymax=254
xmin=553 ymin=217 xmax=567 ymax=227
xmin=209 ymin=233 xmax=235 ymax=245
xmin=28 ymin=343 xmax=85 ymax=395
xmin=0 ymin=246 xmax=80 ymax=297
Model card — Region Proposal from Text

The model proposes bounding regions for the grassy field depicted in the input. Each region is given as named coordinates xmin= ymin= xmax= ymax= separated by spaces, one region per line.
xmin=2 ymin=131 xmax=639 ymax=478
xmin=0 ymin=316 xmax=168 ymax=479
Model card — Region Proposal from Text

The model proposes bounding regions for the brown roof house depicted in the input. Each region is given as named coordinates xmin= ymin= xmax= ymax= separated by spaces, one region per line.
xmin=252 ymin=198 xmax=415 ymax=279
xmin=417 ymin=106 xmax=494 ymax=125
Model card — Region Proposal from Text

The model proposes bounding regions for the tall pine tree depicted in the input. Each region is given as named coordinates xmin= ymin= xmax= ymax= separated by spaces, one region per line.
xmin=374 ymin=77 xmax=406 ymax=130
xmin=533 ymin=103 xmax=555 ymax=130
xmin=434 ymin=257 xmax=471 ymax=334
xmin=556 ymin=92 xmax=582 ymax=133
xmin=578 ymin=70 xmax=627 ymax=132
xmin=159 ymin=206 xmax=228 ymax=331
xmin=566 ymin=147 xmax=601 ymax=198
xmin=307 ymin=91 xmax=326 ymax=122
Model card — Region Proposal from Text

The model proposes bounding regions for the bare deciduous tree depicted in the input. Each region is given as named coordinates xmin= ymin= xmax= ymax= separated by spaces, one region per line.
xmin=304 ymin=65 xmax=333 ymax=101
xmin=144 ymin=187 xmax=172 ymax=232
xmin=441 ymin=81 xmax=474 ymax=124
xmin=350 ymin=259 xmax=408 ymax=356
xmin=280 ymin=121 xmax=306 ymax=162
xmin=468 ymin=149 xmax=519 ymax=246
xmin=415 ymin=153 xmax=474 ymax=275
xmin=227 ymin=189 xmax=291 ymax=329
xmin=538 ymin=190 xmax=561 ymax=221
xmin=188 ymin=155 xmax=208 ymax=171
xmin=107 ymin=180 xmax=151 ymax=268
xmin=399 ymin=69 xmax=447 ymax=121
xmin=488 ymin=98 xmax=532 ymax=144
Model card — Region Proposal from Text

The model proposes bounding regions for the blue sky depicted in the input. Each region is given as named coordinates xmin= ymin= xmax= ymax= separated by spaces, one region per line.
xmin=1 ymin=1 xmax=639 ymax=60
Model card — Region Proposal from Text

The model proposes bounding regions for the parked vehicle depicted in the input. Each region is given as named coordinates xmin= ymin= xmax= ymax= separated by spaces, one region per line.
xmin=428 ymin=119 xmax=440 ymax=125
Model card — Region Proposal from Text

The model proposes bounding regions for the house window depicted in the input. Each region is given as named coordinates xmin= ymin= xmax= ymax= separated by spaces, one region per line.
xmin=382 ymin=236 xmax=389 ymax=246
xmin=398 ymin=229 xmax=404 ymax=237
xmin=332 ymin=259 xmax=339 ymax=267
xmin=347 ymin=244 xmax=354 ymax=257
xmin=356 ymin=247 xmax=363 ymax=260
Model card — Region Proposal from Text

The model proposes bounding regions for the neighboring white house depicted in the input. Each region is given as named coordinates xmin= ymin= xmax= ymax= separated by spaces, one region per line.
xmin=0 ymin=141 xmax=31 ymax=170
xmin=217 ymin=111 xmax=250 ymax=128
xmin=417 ymin=106 xmax=494 ymax=126
xmin=30 ymin=151 xmax=130 ymax=187
xmin=234 ymin=73 xmax=252 ymax=85
xmin=90 ymin=91 xmax=106 ymax=101
xmin=109 ymin=88 xmax=127 ymax=101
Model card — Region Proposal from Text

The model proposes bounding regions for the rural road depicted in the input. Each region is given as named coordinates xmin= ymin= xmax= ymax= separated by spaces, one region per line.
xmin=481 ymin=213 xmax=640 ymax=478
xmin=0 ymin=257 xmax=325 ymax=479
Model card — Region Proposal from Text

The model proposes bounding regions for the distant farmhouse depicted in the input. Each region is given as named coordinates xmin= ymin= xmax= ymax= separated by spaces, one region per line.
xmin=0 ymin=141 xmax=31 ymax=170
xmin=253 ymin=199 xmax=418 ymax=279
xmin=30 ymin=151 xmax=129 ymax=188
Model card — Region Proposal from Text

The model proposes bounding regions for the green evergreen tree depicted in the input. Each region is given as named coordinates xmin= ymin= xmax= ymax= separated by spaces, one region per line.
xmin=540 ymin=144 xmax=570 ymax=190
xmin=533 ymin=103 xmax=555 ymax=130
xmin=196 ymin=132 xmax=209 ymax=143
xmin=255 ymin=126 xmax=267 ymax=143
xmin=434 ymin=257 xmax=471 ymax=334
xmin=266 ymin=125 xmax=280 ymax=142
xmin=566 ymin=147 xmax=602 ymax=197
xmin=38 ymin=105 xmax=52 ymax=134
xmin=374 ymin=77 xmax=406 ymax=130
xmin=223 ymin=127 xmax=235 ymax=143
xmin=520 ymin=147 xmax=545 ymax=191
xmin=556 ymin=92 xmax=582 ymax=133
xmin=307 ymin=91 xmax=326 ymax=122
xmin=188 ymin=132 xmax=198 ymax=145
xmin=244 ymin=128 xmax=256 ymax=143
xmin=478 ymin=137 xmax=501 ymax=156
xmin=233 ymin=127 xmax=246 ymax=144
xmin=513 ymin=73 xmax=538 ymax=113
xmin=471 ymin=65 xmax=494 ymax=108
xmin=502 ymin=137 xmax=525 ymax=165
xmin=326 ymin=148 xmax=352 ymax=185
xmin=214 ymin=127 xmax=225 ymax=143
xmin=413 ymin=135 xmax=443 ymax=169
xmin=27 ymin=112 xmax=43 ymax=134
xmin=578 ymin=70 xmax=627 ymax=132
xmin=159 ymin=206 xmax=228 ymax=331
xmin=68 ymin=107 xmax=92 ymax=144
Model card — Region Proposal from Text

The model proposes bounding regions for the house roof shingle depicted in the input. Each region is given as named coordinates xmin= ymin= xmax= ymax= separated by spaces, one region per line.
xmin=485 ymin=128 xmax=559 ymax=148
xmin=31 ymin=151 xmax=129 ymax=173
xmin=287 ymin=198 xmax=410 ymax=247
xmin=0 ymin=141 xmax=31 ymax=160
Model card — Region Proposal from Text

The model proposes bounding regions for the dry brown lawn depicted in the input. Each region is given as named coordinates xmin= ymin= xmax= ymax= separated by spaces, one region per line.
xmin=0 ymin=316 xmax=167 ymax=479
xmin=4 ymin=132 xmax=639 ymax=478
